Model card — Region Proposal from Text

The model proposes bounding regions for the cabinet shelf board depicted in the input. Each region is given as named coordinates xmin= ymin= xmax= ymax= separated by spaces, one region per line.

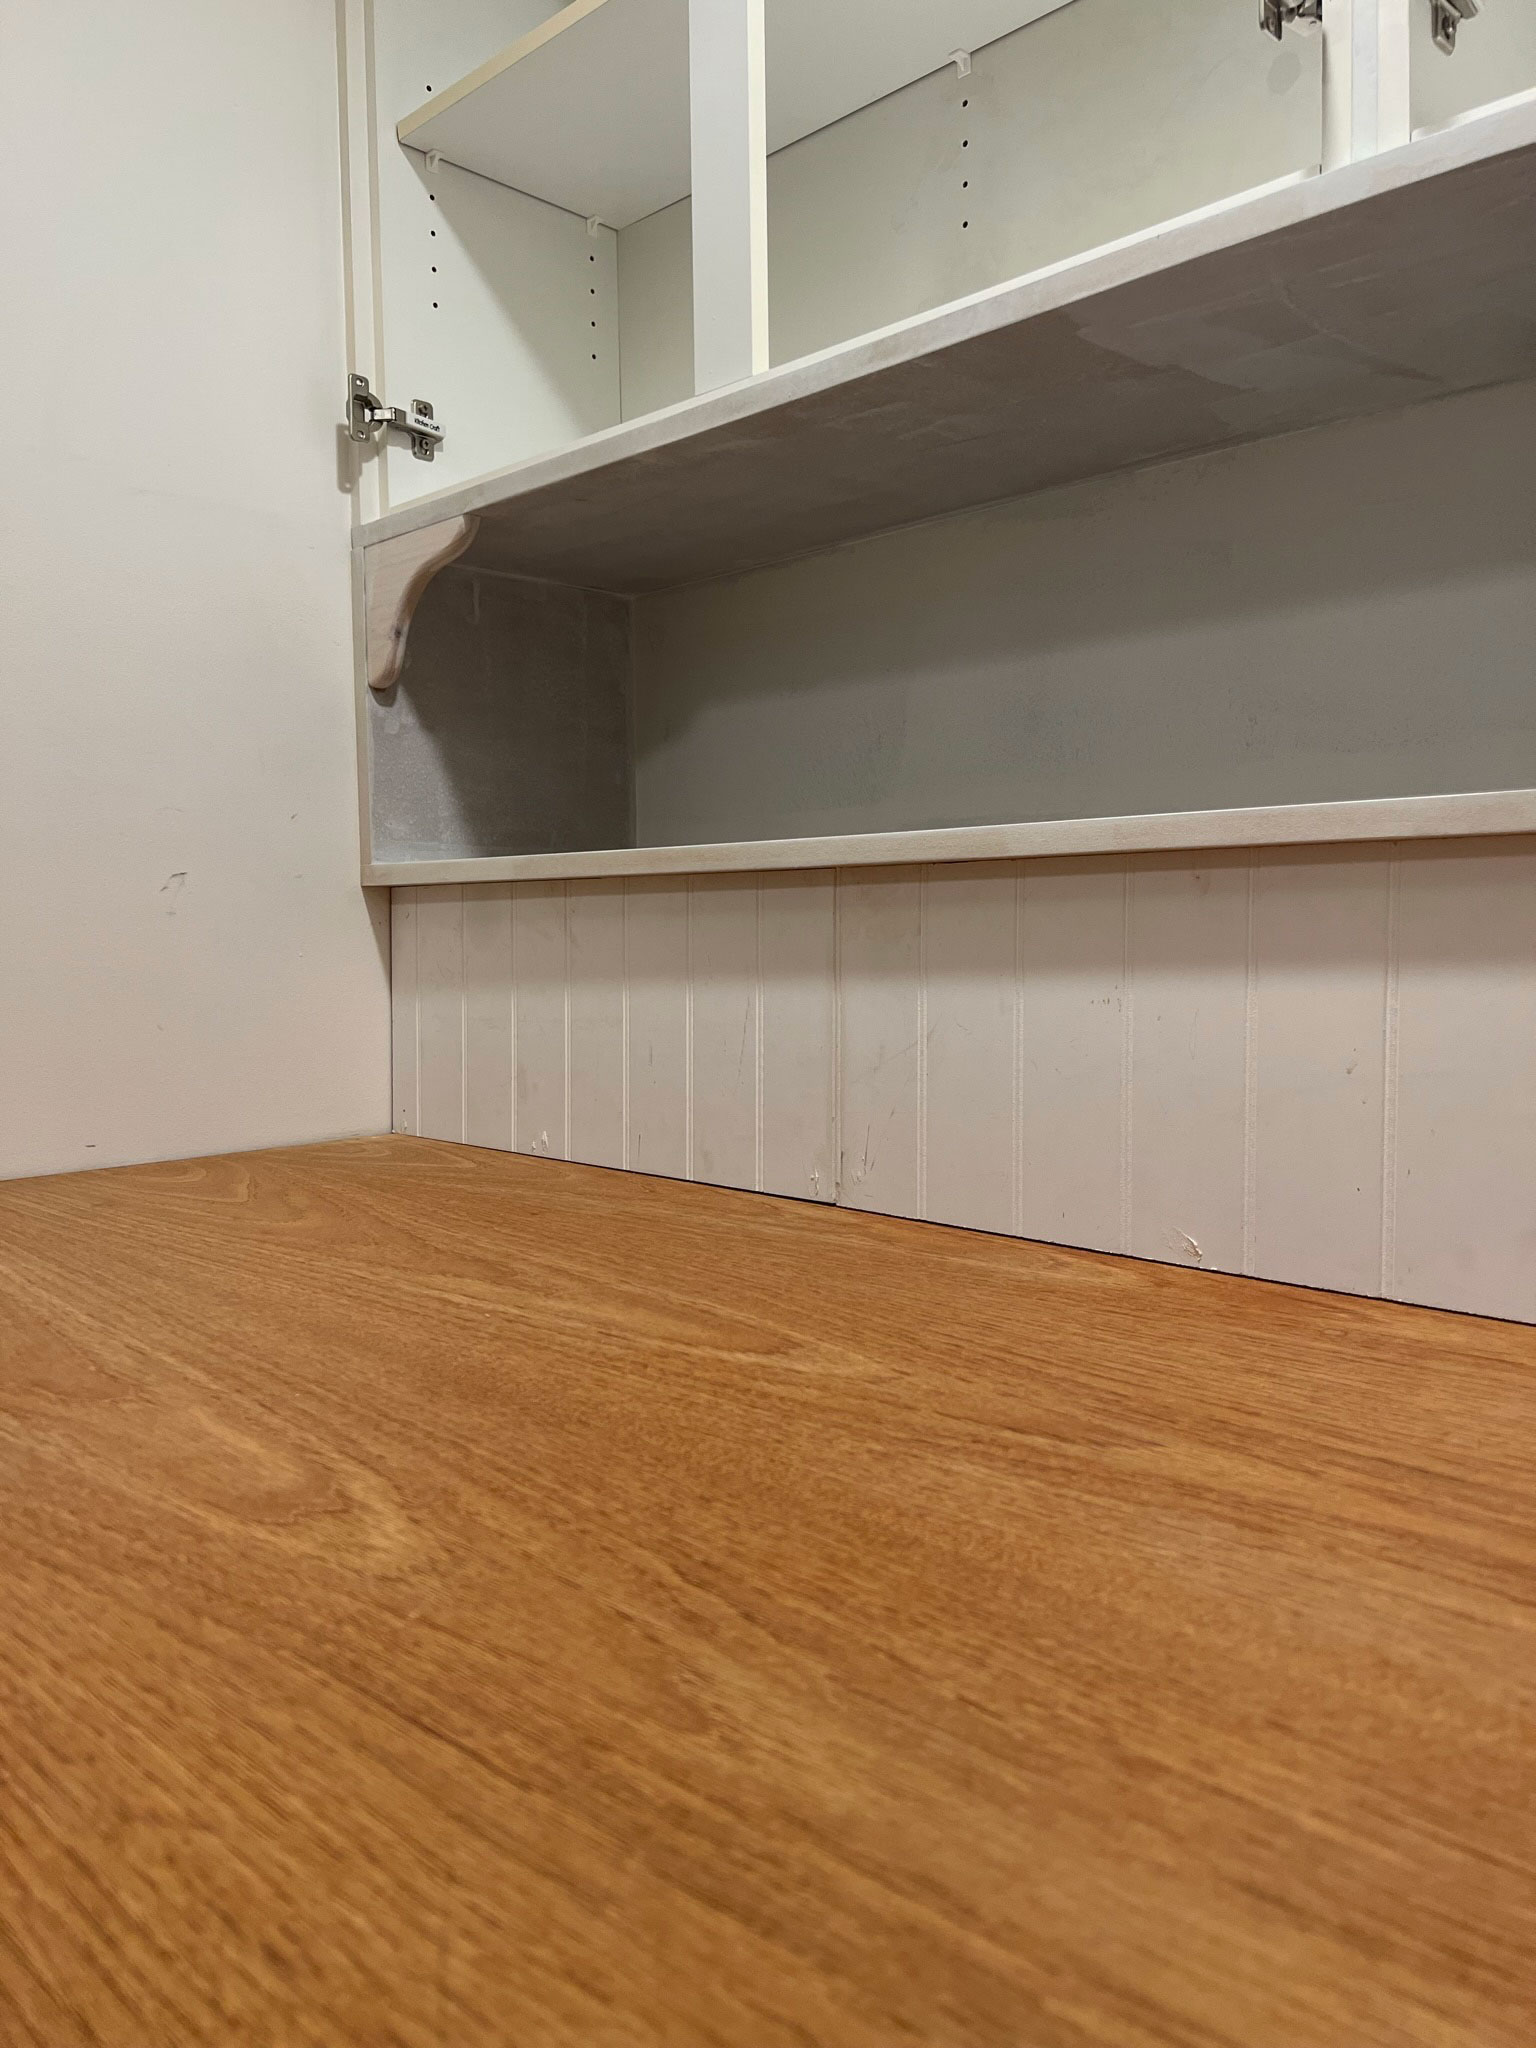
xmin=360 ymin=100 xmax=1536 ymax=594
xmin=397 ymin=0 xmax=1075 ymax=229
xmin=362 ymin=790 xmax=1536 ymax=888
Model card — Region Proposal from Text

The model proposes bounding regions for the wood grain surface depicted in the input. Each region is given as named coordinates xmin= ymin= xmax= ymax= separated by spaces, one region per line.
xmin=0 ymin=1136 xmax=1532 ymax=2047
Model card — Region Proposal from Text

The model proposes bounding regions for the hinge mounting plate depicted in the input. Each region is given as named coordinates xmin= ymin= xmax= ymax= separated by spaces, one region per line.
xmin=1431 ymin=0 xmax=1478 ymax=54
xmin=1260 ymin=0 xmax=1321 ymax=38
xmin=346 ymin=373 xmax=444 ymax=462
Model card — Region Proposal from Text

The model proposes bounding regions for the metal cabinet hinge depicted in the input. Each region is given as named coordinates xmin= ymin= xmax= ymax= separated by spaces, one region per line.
xmin=346 ymin=373 xmax=444 ymax=462
xmin=1431 ymin=0 xmax=1478 ymax=53
xmin=1261 ymin=0 xmax=1321 ymax=39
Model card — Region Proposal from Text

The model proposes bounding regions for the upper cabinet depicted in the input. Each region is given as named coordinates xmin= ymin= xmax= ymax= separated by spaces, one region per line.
xmin=340 ymin=0 xmax=1536 ymax=885
xmin=345 ymin=0 xmax=1535 ymax=521
xmin=394 ymin=0 xmax=1079 ymax=229
xmin=348 ymin=0 xmax=1338 ymax=512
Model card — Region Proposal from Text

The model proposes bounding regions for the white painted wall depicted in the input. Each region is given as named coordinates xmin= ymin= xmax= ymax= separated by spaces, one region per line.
xmin=0 ymin=0 xmax=391 ymax=1180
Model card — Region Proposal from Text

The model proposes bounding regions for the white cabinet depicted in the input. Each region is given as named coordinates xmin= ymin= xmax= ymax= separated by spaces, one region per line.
xmin=339 ymin=0 xmax=1536 ymax=883
xmin=344 ymin=0 xmax=1536 ymax=1323
xmin=350 ymin=0 xmax=1330 ymax=509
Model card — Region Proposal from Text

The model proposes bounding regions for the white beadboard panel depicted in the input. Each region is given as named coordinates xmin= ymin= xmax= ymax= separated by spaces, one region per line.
xmin=414 ymin=885 xmax=465 ymax=1143
xmin=390 ymin=890 xmax=420 ymax=1136
xmin=394 ymin=834 xmax=1536 ymax=1323
xmin=512 ymin=883 xmax=568 ymax=1160
xmin=1126 ymin=857 xmax=1252 ymax=1275
xmin=758 ymin=870 xmax=837 ymax=1203
xmin=688 ymin=875 xmax=761 ymax=1193
xmin=837 ymin=868 xmax=925 ymax=1220
xmin=462 ymin=884 xmax=514 ymax=1151
xmin=1250 ymin=848 xmax=1389 ymax=1298
xmin=1391 ymin=841 xmax=1536 ymax=1323
xmin=625 ymin=876 xmax=690 ymax=1180
xmin=567 ymin=880 xmax=627 ymax=1171
xmin=1017 ymin=859 xmax=1129 ymax=1256
xmin=921 ymin=864 xmax=1018 ymax=1235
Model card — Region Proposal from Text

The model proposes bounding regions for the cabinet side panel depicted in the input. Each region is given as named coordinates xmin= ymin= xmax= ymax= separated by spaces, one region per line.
xmin=368 ymin=2 xmax=620 ymax=508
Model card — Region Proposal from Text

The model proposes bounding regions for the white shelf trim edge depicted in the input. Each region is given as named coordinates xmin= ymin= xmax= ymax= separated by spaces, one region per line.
xmin=363 ymin=790 xmax=1536 ymax=887
xmin=356 ymin=94 xmax=1536 ymax=553
xmin=396 ymin=0 xmax=605 ymax=147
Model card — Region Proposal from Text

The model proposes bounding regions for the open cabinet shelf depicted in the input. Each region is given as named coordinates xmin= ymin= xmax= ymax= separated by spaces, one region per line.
xmin=363 ymin=98 xmax=1536 ymax=591
xmin=397 ymin=0 xmax=1075 ymax=229
xmin=356 ymin=75 xmax=1536 ymax=890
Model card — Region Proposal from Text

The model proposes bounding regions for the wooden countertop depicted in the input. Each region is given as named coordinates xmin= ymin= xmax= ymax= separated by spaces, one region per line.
xmin=0 ymin=1137 xmax=1531 ymax=2045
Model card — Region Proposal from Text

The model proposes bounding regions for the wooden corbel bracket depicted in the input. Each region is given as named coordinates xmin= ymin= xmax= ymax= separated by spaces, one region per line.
xmin=363 ymin=514 xmax=479 ymax=692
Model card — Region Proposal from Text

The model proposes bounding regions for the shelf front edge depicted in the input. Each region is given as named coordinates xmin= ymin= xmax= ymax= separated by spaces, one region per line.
xmin=363 ymin=791 xmax=1536 ymax=887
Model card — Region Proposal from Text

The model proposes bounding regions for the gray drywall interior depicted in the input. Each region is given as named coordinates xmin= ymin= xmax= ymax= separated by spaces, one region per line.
xmin=370 ymin=568 xmax=633 ymax=860
xmin=631 ymin=380 xmax=1536 ymax=847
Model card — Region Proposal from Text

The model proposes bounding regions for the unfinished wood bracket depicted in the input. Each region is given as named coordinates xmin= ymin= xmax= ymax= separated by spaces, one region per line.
xmin=364 ymin=515 xmax=479 ymax=693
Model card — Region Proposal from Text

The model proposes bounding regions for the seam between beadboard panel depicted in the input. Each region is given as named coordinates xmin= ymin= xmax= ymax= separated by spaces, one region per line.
xmin=457 ymin=884 xmax=468 ymax=1145
xmin=1119 ymin=863 xmax=1135 ymax=1256
xmin=918 ymin=867 xmax=929 ymax=1221
xmin=753 ymin=878 xmax=765 ymax=1194
xmin=685 ymin=878 xmax=696 ymax=1183
xmin=507 ymin=884 xmax=519 ymax=1154
xmin=621 ymin=879 xmax=631 ymax=1171
xmin=1242 ymin=858 xmax=1260 ymax=1277
xmin=411 ymin=890 xmax=422 ymax=1139
xmin=1380 ymin=852 xmax=1403 ymax=1300
xmin=561 ymin=880 xmax=572 ymax=1162
xmin=833 ymin=870 xmax=845 ymax=1204
xmin=1012 ymin=861 xmax=1025 ymax=1240
xmin=514 ymin=884 xmax=528 ymax=1155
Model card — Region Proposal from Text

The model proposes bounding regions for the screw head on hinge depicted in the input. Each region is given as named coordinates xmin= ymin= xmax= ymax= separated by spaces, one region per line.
xmin=1260 ymin=0 xmax=1322 ymax=39
xmin=345 ymin=375 xmax=444 ymax=461
xmin=1431 ymin=0 xmax=1479 ymax=54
